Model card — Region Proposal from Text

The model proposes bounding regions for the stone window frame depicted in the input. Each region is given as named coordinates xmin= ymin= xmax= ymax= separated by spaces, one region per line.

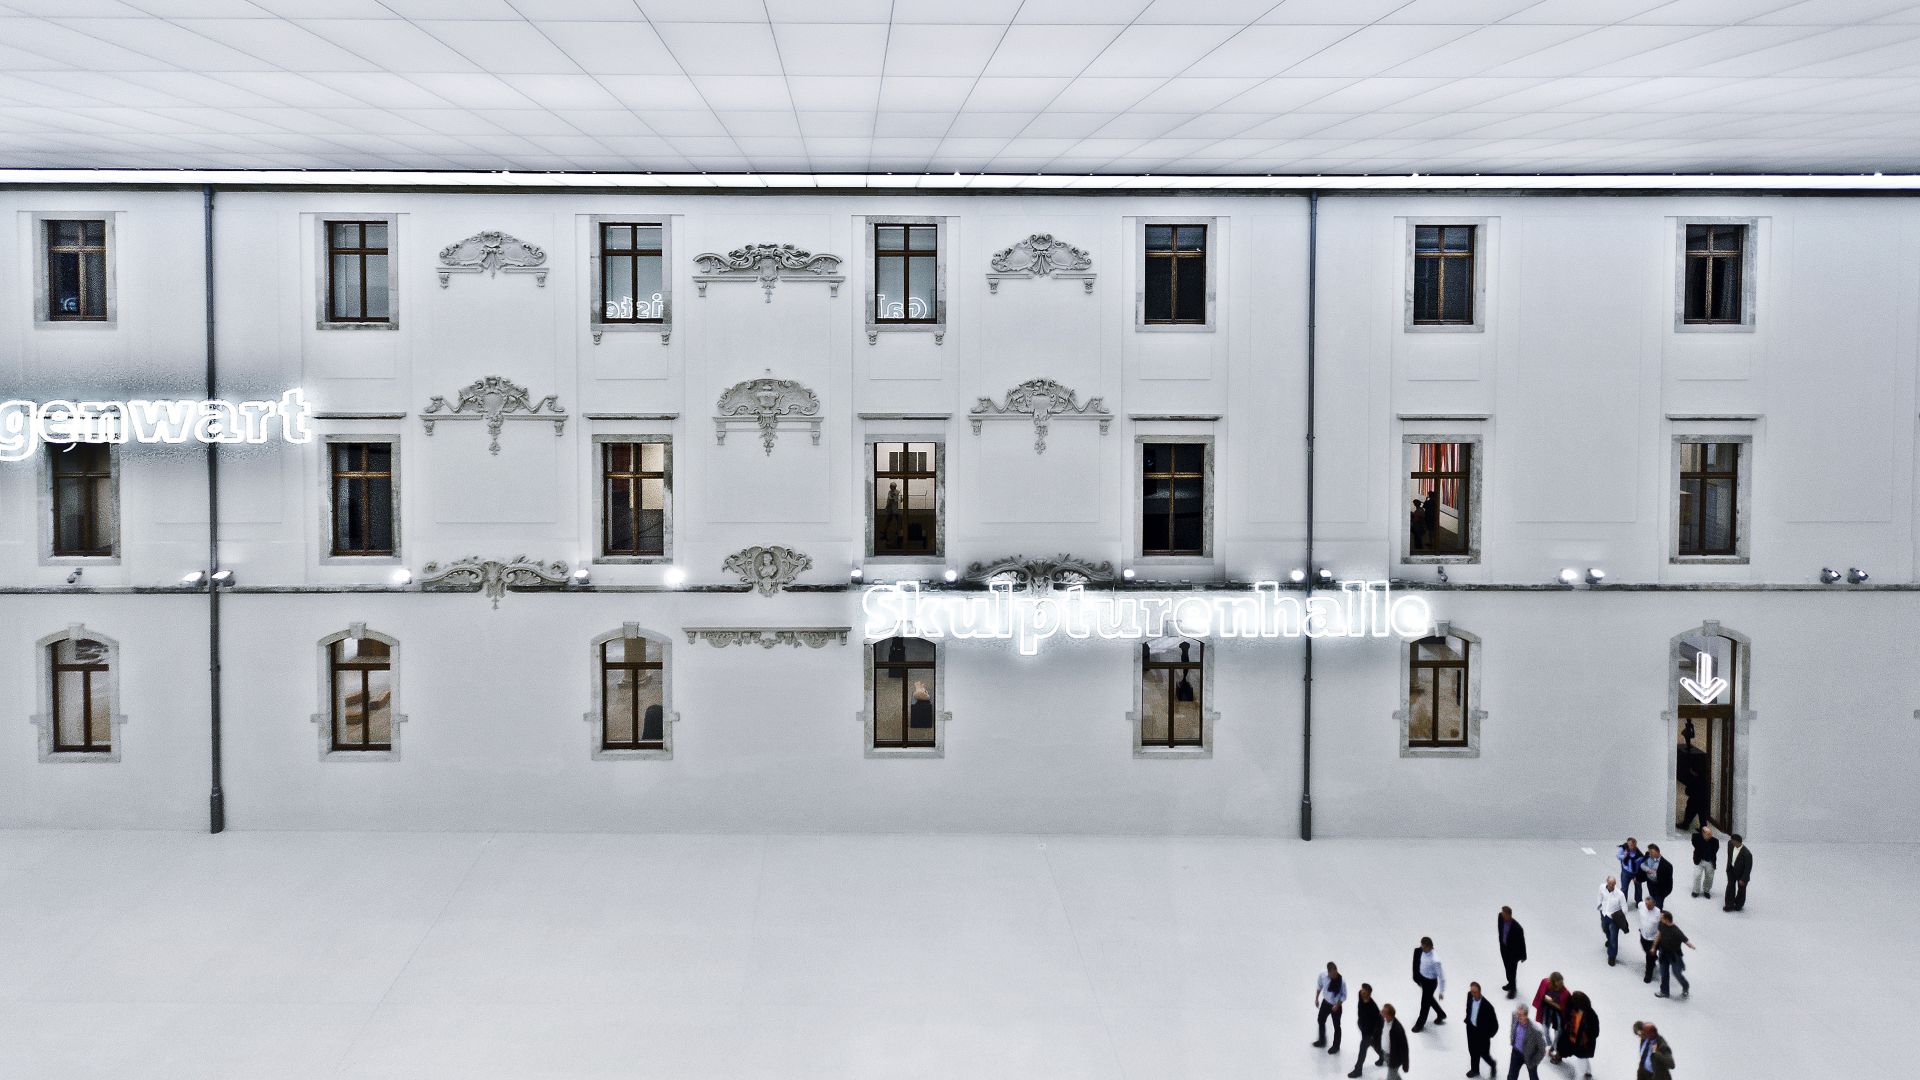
xmin=585 ymin=623 xmax=677 ymax=761
xmin=319 ymin=434 xmax=403 ymax=567
xmin=310 ymin=623 xmax=407 ymax=762
xmin=1402 ymin=217 xmax=1489 ymax=333
xmin=1128 ymin=635 xmax=1216 ymax=758
xmin=862 ymin=215 xmax=949 ymax=344
xmin=1394 ymin=621 xmax=1486 ymax=759
xmin=1669 ymin=431 xmax=1753 ymax=565
xmin=1672 ymin=216 xmax=1759 ymax=333
xmin=862 ymin=432 xmax=945 ymax=564
xmin=313 ymin=213 xmax=400 ymax=331
xmin=859 ymin=635 xmax=950 ymax=759
xmin=31 ymin=624 xmax=127 ymax=764
xmin=1132 ymin=431 xmax=1216 ymax=567
xmin=1660 ymin=620 xmax=1754 ymax=841
xmin=39 ymin=443 xmax=121 ymax=567
xmin=32 ymin=212 xmax=118 ymax=329
xmin=592 ymin=434 xmax=674 ymax=565
xmin=1133 ymin=216 xmax=1219 ymax=332
xmin=1400 ymin=432 xmax=1483 ymax=565
xmin=587 ymin=214 xmax=673 ymax=343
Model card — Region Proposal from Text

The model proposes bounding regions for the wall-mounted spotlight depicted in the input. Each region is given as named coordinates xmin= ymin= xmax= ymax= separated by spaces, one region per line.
xmin=1435 ymin=566 xmax=1448 ymax=584
xmin=663 ymin=566 xmax=686 ymax=587
xmin=1585 ymin=567 xmax=1607 ymax=585
xmin=942 ymin=568 xmax=959 ymax=583
xmin=1848 ymin=567 xmax=1870 ymax=584
xmin=181 ymin=570 xmax=205 ymax=585
xmin=1557 ymin=568 xmax=1580 ymax=585
xmin=1314 ymin=568 xmax=1334 ymax=584
xmin=1289 ymin=568 xmax=1307 ymax=583
xmin=1121 ymin=567 xmax=1136 ymax=581
xmin=210 ymin=569 xmax=235 ymax=587
xmin=849 ymin=567 xmax=863 ymax=582
xmin=571 ymin=566 xmax=591 ymax=584
xmin=392 ymin=567 xmax=412 ymax=585
xmin=65 ymin=568 xmax=83 ymax=585
xmin=1820 ymin=567 xmax=1843 ymax=584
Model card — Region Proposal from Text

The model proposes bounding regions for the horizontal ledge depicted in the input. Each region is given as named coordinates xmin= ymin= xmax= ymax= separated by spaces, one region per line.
xmin=1665 ymin=413 xmax=1761 ymax=421
xmin=1128 ymin=413 xmax=1221 ymax=421
xmin=1398 ymin=413 xmax=1491 ymax=421
xmin=858 ymin=412 xmax=952 ymax=420
xmin=584 ymin=413 xmax=679 ymax=420
xmin=5 ymin=581 xmax=1918 ymax=596
xmin=314 ymin=412 xmax=406 ymax=420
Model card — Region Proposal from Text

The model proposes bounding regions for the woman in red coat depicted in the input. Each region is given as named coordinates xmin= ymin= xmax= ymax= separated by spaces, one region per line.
xmin=1530 ymin=971 xmax=1570 ymax=1062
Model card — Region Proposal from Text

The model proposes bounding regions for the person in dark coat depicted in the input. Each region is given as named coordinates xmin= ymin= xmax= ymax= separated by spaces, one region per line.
xmin=1463 ymin=981 xmax=1499 ymax=1077
xmin=1381 ymin=1003 xmax=1410 ymax=1080
xmin=1617 ymin=838 xmax=1646 ymax=903
xmin=1633 ymin=1021 xmax=1675 ymax=1080
xmin=1690 ymin=825 xmax=1720 ymax=899
xmin=1724 ymin=833 xmax=1753 ymax=911
xmin=1346 ymin=983 xmax=1385 ymax=1078
xmin=1559 ymin=991 xmax=1599 ymax=1080
xmin=1643 ymin=844 xmax=1675 ymax=908
xmin=1497 ymin=906 xmax=1528 ymax=998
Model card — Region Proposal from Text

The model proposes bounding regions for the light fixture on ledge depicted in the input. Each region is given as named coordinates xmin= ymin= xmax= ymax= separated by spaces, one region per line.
xmin=1557 ymin=568 xmax=1580 ymax=585
xmin=663 ymin=566 xmax=686 ymax=587
xmin=1820 ymin=567 xmax=1842 ymax=584
xmin=181 ymin=570 xmax=205 ymax=585
xmin=1121 ymin=567 xmax=1136 ymax=581
xmin=392 ymin=567 xmax=412 ymax=585
xmin=571 ymin=566 xmax=591 ymax=584
xmin=210 ymin=569 xmax=234 ymax=586
xmin=942 ymin=567 xmax=959 ymax=583
xmin=1289 ymin=568 xmax=1307 ymax=583
xmin=1314 ymin=568 xmax=1334 ymax=585
xmin=65 ymin=568 xmax=83 ymax=585
xmin=1435 ymin=566 xmax=1448 ymax=584
xmin=1848 ymin=567 xmax=1870 ymax=584
xmin=1585 ymin=567 xmax=1607 ymax=585
xmin=850 ymin=567 xmax=863 ymax=582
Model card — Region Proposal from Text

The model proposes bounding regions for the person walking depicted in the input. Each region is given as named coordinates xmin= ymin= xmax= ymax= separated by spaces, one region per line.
xmin=1529 ymin=971 xmax=1569 ymax=1061
xmin=1597 ymin=876 xmax=1630 ymax=966
xmin=1633 ymin=1021 xmax=1675 ymax=1080
xmin=1314 ymin=961 xmax=1347 ymax=1055
xmin=1654 ymin=911 xmax=1695 ymax=998
xmin=1690 ymin=824 xmax=1720 ymax=899
xmin=1347 ymin=983 xmax=1385 ymax=1078
xmin=1617 ymin=838 xmax=1646 ymax=903
xmin=1410 ymin=936 xmax=1447 ymax=1031
xmin=1464 ymin=981 xmax=1500 ymax=1078
xmin=1636 ymin=897 xmax=1662 ymax=984
xmin=1724 ymin=833 xmax=1753 ymax=911
xmin=1382 ymin=1003 xmax=1411 ymax=1080
xmin=1559 ymin=991 xmax=1599 ymax=1080
xmin=1497 ymin=906 xmax=1528 ymax=998
xmin=1643 ymin=844 xmax=1675 ymax=908
xmin=1506 ymin=1004 xmax=1547 ymax=1080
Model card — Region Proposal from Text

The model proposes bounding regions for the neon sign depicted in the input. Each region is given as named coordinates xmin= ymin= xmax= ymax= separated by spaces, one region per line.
xmin=863 ymin=580 xmax=1433 ymax=655
xmin=0 ymin=390 xmax=314 ymax=461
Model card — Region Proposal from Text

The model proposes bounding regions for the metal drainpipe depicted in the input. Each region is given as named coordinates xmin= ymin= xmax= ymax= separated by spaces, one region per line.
xmin=204 ymin=184 xmax=225 ymax=834
xmin=1300 ymin=191 xmax=1319 ymax=842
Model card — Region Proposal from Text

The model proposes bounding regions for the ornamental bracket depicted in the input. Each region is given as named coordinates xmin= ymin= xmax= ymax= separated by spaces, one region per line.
xmin=683 ymin=627 xmax=850 ymax=649
xmin=714 ymin=375 xmax=823 ymax=455
xmin=437 ymin=230 xmax=548 ymax=287
xmin=693 ymin=243 xmax=844 ymax=301
xmin=968 ymin=377 xmax=1111 ymax=454
xmin=723 ymin=545 xmax=814 ymax=596
xmin=420 ymin=556 xmax=570 ymax=609
xmin=420 ymin=375 xmax=567 ymax=454
xmin=964 ymin=553 xmax=1117 ymax=592
xmin=986 ymin=233 xmax=1096 ymax=295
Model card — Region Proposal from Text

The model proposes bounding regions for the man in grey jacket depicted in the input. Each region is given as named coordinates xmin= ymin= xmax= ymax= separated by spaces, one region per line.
xmin=1507 ymin=1004 xmax=1548 ymax=1080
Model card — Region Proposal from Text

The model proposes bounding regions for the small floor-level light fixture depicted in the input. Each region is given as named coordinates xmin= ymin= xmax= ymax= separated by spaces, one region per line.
xmin=663 ymin=566 xmax=686 ymax=587
xmin=65 ymin=568 xmax=83 ymax=584
xmin=1820 ymin=567 xmax=1843 ymax=584
xmin=850 ymin=566 xmax=863 ymax=582
xmin=571 ymin=566 xmax=590 ymax=584
xmin=1848 ymin=567 xmax=1871 ymax=584
xmin=1558 ymin=567 xmax=1580 ymax=585
xmin=1585 ymin=567 xmax=1607 ymax=585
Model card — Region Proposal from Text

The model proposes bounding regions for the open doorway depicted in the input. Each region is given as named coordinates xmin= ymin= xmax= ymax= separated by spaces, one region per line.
xmin=1669 ymin=623 xmax=1750 ymax=835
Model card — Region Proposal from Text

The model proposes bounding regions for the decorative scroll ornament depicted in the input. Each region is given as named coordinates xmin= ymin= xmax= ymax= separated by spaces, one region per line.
xmin=437 ymin=230 xmax=548 ymax=287
xmin=968 ymin=377 xmax=1111 ymax=454
xmin=693 ymin=243 xmax=844 ymax=301
xmin=714 ymin=375 xmax=823 ymax=454
xmin=964 ymin=553 xmax=1118 ymax=593
xmin=420 ymin=375 xmax=567 ymax=454
xmin=684 ymin=627 xmax=850 ymax=649
xmin=723 ymin=545 xmax=813 ymax=596
xmin=420 ymin=556 xmax=569 ymax=609
xmin=987 ymin=234 xmax=1095 ymax=294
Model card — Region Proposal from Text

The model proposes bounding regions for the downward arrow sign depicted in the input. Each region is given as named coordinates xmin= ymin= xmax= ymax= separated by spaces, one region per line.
xmin=1679 ymin=652 xmax=1728 ymax=705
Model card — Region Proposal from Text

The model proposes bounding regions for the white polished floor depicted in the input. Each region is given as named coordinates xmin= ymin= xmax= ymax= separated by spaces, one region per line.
xmin=0 ymin=831 xmax=1905 ymax=1079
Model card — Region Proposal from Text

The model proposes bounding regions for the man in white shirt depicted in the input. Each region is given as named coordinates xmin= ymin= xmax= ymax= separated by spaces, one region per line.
xmin=1411 ymin=936 xmax=1447 ymax=1032
xmin=1597 ymin=876 xmax=1629 ymax=967
xmin=1635 ymin=896 xmax=1662 ymax=983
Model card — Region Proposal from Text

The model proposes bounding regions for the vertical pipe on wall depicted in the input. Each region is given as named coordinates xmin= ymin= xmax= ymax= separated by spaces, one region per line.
xmin=1300 ymin=192 xmax=1319 ymax=842
xmin=204 ymin=184 xmax=225 ymax=834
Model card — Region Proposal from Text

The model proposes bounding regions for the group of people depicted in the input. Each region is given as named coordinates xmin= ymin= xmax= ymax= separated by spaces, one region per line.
xmin=1305 ymin=829 xmax=1755 ymax=1080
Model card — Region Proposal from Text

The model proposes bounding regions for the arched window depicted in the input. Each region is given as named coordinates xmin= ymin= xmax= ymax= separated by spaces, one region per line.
xmin=34 ymin=625 xmax=124 ymax=762
xmin=312 ymin=625 xmax=405 ymax=760
xmin=1397 ymin=623 xmax=1484 ymax=757
xmin=1134 ymin=636 xmax=1212 ymax=755
xmin=586 ymin=625 xmax=674 ymax=760
xmin=863 ymin=636 xmax=946 ymax=756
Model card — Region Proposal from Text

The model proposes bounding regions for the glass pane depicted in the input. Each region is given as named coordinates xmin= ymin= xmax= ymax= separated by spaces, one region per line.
xmin=640 ymin=442 xmax=665 ymax=472
xmin=605 ymin=664 xmax=638 ymax=746
xmin=875 ymin=256 xmax=906 ymax=321
xmin=1683 ymin=257 xmax=1708 ymax=320
xmin=1440 ymin=258 xmax=1471 ymax=322
xmin=634 ymin=254 xmax=663 ymax=318
xmin=1171 ymin=688 xmax=1202 ymax=744
xmin=363 ymin=667 xmax=393 ymax=745
xmin=905 ymin=254 xmax=935 ymax=318
xmin=603 ymin=638 xmax=628 ymax=664
xmin=906 ymin=225 xmax=936 ymax=251
xmin=1710 ymin=224 xmax=1742 ymax=252
xmin=365 ymin=477 xmax=394 ymax=552
xmin=88 ymin=672 xmax=112 ymax=746
xmin=1142 ymin=443 xmax=1166 ymax=474
xmin=329 ymin=222 xmax=360 ymax=248
xmin=603 ymin=224 xmax=632 ymax=249
xmin=366 ymin=444 xmax=391 ymax=472
xmin=1703 ymin=477 xmax=1735 ymax=550
xmin=1709 ymin=256 xmax=1740 ymax=320
xmin=91 ymin=476 xmax=116 ymax=551
xmin=1144 ymin=225 xmax=1174 ymax=251
xmin=1140 ymin=668 xmax=1170 ymax=744
xmin=875 ymin=225 xmax=904 ymax=251
xmin=1173 ymin=443 xmax=1203 ymax=472
xmin=605 ymin=255 xmax=635 ymax=320
xmin=1171 ymin=477 xmax=1204 ymax=551
xmin=1678 ymin=633 xmax=1734 ymax=706
xmin=1408 ymin=667 xmax=1436 ymax=744
xmin=54 ymin=477 xmax=85 ymax=552
xmin=907 ymin=668 xmax=936 ymax=745
xmin=56 ymin=670 xmax=88 ymax=748
xmin=52 ymin=220 xmax=86 ymax=246
xmin=873 ymin=674 xmax=905 ymax=745
xmin=1412 ymin=257 xmax=1438 ymax=321
xmin=638 ymin=484 xmax=666 ymax=553
xmin=1175 ymin=225 xmax=1205 ymax=250
xmin=50 ymin=252 xmax=82 ymax=316
xmin=363 ymin=223 xmax=388 ymax=249
xmin=364 ymin=255 xmax=390 ymax=319
xmin=1144 ymin=255 xmax=1173 ymax=321
xmin=1414 ymin=225 xmax=1439 ymax=253
xmin=331 ymin=254 xmax=362 ymax=319
xmin=1435 ymin=663 xmax=1466 ymax=742
xmin=1173 ymin=258 xmax=1206 ymax=322
xmin=635 ymin=225 xmax=662 ymax=250
xmin=1142 ymin=478 xmax=1172 ymax=551
xmin=1442 ymin=226 xmax=1472 ymax=252
xmin=333 ymin=672 xmax=363 ymax=746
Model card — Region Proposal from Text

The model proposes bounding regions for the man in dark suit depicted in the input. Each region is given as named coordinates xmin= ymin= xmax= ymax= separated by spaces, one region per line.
xmin=1382 ymin=1003 xmax=1411 ymax=1080
xmin=1464 ymin=981 xmax=1499 ymax=1078
xmin=1643 ymin=844 xmax=1675 ymax=908
xmin=1497 ymin=906 xmax=1528 ymax=998
xmin=1724 ymin=833 xmax=1753 ymax=911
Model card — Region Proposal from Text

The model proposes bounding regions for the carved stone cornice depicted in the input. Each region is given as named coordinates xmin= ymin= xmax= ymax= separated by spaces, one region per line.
xmin=437 ymin=230 xmax=548 ymax=287
xmin=420 ymin=376 xmax=567 ymax=455
xmin=722 ymin=545 xmax=813 ymax=596
xmin=987 ymin=233 xmax=1095 ymax=294
xmin=965 ymin=553 xmax=1118 ymax=592
xmin=683 ymin=627 xmax=850 ymax=649
xmin=968 ymin=377 xmax=1111 ymax=454
xmin=420 ymin=556 xmax=570 ymax=609
xmin=693 ymin=243 xmax=844 ymax=301
xmin=714 ymin=376 xmax=822 ymax=454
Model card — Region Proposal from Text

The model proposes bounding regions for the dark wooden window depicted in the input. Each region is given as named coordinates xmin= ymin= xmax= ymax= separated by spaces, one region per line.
xmin=871 ymin=441 xmax=937 ymax=556
xmin=329 ymin=442 xmax=395 ymax=556
xmin=50 ymin=637 xmax=112 ymax=753
xmin=1141 ymin=638 xmax=1204 ymax=747
xmin=601 ymin=636 xmax=665 ymax=750
xmin=1678 ymin=442 xmax=1739 ymax=556
xmin=1144 ymin=223 xmax=1207 ymax=324
xmin=872 ymin=637 xmax=936 ymax=748
xmin=1683 ymin=224 xmax=1745 ymax=324
xmin=1409 ymin=442 xmax=1472 ymax=556
xmin=45 ymin=219 xmax=108 ymax=321
xmin=51 ymin=444 xmax=116 ymax=557
xmin=325 ymin=220 xmax=391 ymax=323
xmin=329 ymin=636 xmax=392 ymax=751
xmin=1142 ymin=442 xmax=1206 ymax=556
xmin=598 ymin=223 xmax=664 ymax=323
xmin=1408 ymin=634 xmax=1470 ymax=748
xmin=602 ymin=441 xmax=668 ymax=557
xmin=873 ymin=223 xmax=937 ymax=324
xmin=1413 ymin=225 xmax=1474 ymax=325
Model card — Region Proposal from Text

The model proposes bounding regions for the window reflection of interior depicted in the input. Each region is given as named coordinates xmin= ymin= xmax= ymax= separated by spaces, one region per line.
xmin=1140 ymin=637 xmax=1204 ymax=747
xmin=602 ymin=636 xmax=665 ymax=750
xmin=872 ymin=637 xmax=936 ymax=748
xmin=872 ymin=441 xmax=937 ymax=556
xmin=1408 ymin=634 xmax=1469 ymax=748
xmin=330 ymin=637 xmax=392 ymax=751
xmin=1409 ymin=442 xmax=1470 ymax=556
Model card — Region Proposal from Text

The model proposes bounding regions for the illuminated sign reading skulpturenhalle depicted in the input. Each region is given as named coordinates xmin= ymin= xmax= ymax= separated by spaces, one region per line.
xmin=0 ymin=390 xmax=314 ymax=462
xmin=863 ymin=580 xmax=1433 ymax=655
